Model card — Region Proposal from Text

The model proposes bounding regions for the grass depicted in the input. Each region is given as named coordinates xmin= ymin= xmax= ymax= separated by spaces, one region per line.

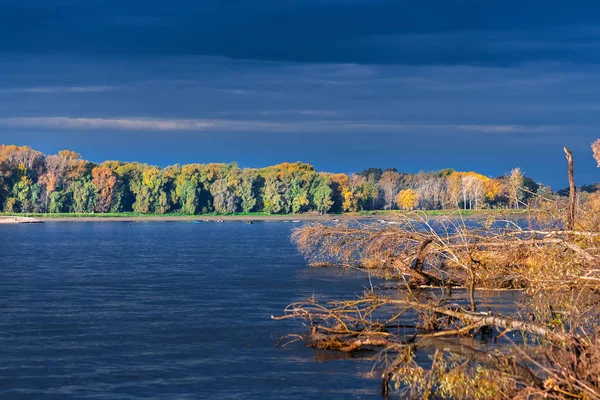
xmin=0 ymin=211 xmax=301 ymax=219
xmin=1 ymin=209 xmax=532 ymax=219
xmin=354 ymin=209 xmax=531 ymax=217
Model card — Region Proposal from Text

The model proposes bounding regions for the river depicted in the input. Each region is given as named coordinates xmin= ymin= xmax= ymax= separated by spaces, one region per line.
xmin=0 ymin=221 xmax=519 ymax=399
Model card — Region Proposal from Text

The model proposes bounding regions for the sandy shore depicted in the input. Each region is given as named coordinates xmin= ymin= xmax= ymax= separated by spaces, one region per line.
xmin=0 ymin=216 xmax=43 ymax=224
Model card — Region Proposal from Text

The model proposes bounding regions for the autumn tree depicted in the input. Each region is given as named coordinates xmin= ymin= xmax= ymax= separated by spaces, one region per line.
xmin=327 ymin=173 xmax=349 ymax=213
xmin=0 ymin=145 xmax=45 ymax=179
xmin=39 ymin=150 xmax=86 ymax=193
xmin=131 ymin=166 xmax=172 ymax=214
xmin=343 ymin=174 xmax=366 ymax=212
xmin=396 ymin=189 xmax=419 ymax=210
xmin=0 ymin=144 xmax=553 ymax=215
xmin=92 ymin=166 xmax=117 ymax=213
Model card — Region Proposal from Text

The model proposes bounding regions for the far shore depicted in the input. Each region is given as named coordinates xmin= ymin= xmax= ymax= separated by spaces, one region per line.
xmin=0 ymin=216 xmax=44 ymax=224
xmin=0 ymin=209 xmax=530 ymax=223
xmin=39 ymin=215 xmax=332 ymax=223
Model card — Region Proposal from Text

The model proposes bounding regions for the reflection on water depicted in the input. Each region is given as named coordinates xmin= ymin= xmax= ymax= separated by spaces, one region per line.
xmin=0 ymin=221 xmax=521 ymax=399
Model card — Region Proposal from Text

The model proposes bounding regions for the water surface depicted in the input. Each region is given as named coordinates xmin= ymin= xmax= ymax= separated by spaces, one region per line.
xmin=1 ymin=221 xmax=381 ymax=399
xmin=0 ymin=221 xmax=521 ymax=399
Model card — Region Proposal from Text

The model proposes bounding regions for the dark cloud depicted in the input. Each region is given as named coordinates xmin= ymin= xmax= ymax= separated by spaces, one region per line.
xmin=3 ymin=1 xmax=600 ymax=65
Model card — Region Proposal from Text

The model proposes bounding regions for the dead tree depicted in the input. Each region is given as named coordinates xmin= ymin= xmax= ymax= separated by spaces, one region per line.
xmin=564 ymin=147 xmax=576 ymax=230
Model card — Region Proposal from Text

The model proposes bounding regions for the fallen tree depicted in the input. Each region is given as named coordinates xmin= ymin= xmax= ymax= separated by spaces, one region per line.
xmin=277 ymin=146 xmax=600 ymax=399
xmin=279 ymin=214 xmax=600 ymax=398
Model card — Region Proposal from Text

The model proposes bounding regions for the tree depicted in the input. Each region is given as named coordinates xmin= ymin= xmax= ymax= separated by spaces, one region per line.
xmin=358 ymin=168 xmax=383 ymax=182
xmin=92 ymin=167 xmax=117 ymax=213
xmin=0 ymin=144 xmax=559 ymax=215
xmin=310 ymin=175 xmax=334 ymax=214
xmin=4 ymin=197 xmax=17 ymax=212
xmin=506 ymin=168 xmax=525 ymax=209
xmin=593 ymin=139 xmax=600 ymax=167
xmin=131 ymin=166 xmax=172 ymax=214
xmin=238 ymin=170 xmax=259 ymax=213
xmin=12 ymin=179 xmax=32 ymax=211
xmin=378 ymin=170 xmax=401 ymax=209
xmin=343 ymin=174 xmax=366 ymax=212
xmin=70 ymin=181 xmax=97 ymax=213
xmin=361 ymin=180 xmax=380 ymax=210
xmin=0 ymin=145 xmax=45 ymax=180
xmin=262 ymin=174 xmax=285 ymax=214
xmin=48 ymin=191 xmax=67 ymax=213
xmin=396 ymin=189 xmax=419 ymax=210
xmin=414 ymin=175 xmax=447 ymax=210
xmin=211 ymin=178 xmax=238 ymax=213
xmin=289 ymin=174 xmax=310 ymax=213
xmin=328 ymin=173 xmax=349 ymax=213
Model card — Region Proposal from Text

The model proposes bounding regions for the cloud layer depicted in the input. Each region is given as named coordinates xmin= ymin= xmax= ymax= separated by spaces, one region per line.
xmin=0 ymin=116 xmax=555 ymax=135
xmin=0 ymin=86 xmax=116 ymax=94
xmin=3 ymin=0 xmax=600 ymax=65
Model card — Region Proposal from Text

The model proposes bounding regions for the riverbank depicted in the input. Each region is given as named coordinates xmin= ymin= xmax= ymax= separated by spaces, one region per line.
xmin=39 ymin=215 xmax=328 ymax=222
xmin=0 ymin=216 xmax=43 ymax=224
xmin=0 ymin=209 xmax=531 ymax=223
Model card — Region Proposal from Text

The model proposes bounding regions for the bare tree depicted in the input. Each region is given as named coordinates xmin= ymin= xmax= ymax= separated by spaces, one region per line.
xmin=506 ymin=168 xmax=524 ymax=209
xmin=593 ymin=139 xmax=600 ymax=167
xmin=378 ymin=170 xmax=401 ymax=209
xmin=415 ymin=175 xmax=447 ymax=210
xmin=564 ymin=147 xmax=576 ymax=230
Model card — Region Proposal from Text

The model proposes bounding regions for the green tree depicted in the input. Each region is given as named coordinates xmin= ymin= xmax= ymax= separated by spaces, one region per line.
xmin=48 ymin=191 xmax=67 ymax=213
xmin=70 ymin=181 xmax=98 ymax=213
xmin=238 ymin=169 xmax=259 ymax=213
xmin=263 ymin=174 xmax=285 ymax=214
xmin=310 ymin=175 xmax=334 ymax=214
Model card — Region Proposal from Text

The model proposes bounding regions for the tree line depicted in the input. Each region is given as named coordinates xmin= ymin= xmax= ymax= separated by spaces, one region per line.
xmin=0 ymin=144 xmax=548 ymax=214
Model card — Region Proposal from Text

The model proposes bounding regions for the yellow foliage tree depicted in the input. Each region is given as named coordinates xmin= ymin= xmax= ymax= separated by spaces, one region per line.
xmin=396 ymin=189 xmax=419 ymax=210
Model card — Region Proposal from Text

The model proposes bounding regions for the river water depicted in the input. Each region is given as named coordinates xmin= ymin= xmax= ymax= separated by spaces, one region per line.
xmin=0 ymin=221 xmax=519 ymax=399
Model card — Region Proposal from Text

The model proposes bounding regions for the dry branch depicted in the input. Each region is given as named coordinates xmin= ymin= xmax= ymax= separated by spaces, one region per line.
xmin=281 ymin=213 xmax=600 ymax=398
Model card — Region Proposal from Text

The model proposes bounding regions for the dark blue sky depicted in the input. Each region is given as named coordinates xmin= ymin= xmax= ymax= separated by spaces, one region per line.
xmin=1 ymin=0 xmax=600 ymax=188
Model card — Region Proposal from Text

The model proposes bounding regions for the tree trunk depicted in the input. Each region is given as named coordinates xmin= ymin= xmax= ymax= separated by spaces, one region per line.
xmin=564 ymin=147 xmax=576 ymax=230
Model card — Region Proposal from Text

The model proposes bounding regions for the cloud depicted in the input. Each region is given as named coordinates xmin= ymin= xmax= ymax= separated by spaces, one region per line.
xmin=0 ymin=117 xmax=216 ymax=131
xmin=256 ymin=109 xmax=345 ymax=117
xmin=331 ymin=122 xmax=555 ymax=134
xmin=0 ymin=116 xmax=556 ymax=134
xmin=0 ymin=86 xmax=117 ymax=94
xmin=219 ymin=88 xmax=255 ymax=96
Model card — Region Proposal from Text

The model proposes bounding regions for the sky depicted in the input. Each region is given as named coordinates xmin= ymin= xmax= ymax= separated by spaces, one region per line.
xmin=1 ymin=1 xmax=600 ymax=189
